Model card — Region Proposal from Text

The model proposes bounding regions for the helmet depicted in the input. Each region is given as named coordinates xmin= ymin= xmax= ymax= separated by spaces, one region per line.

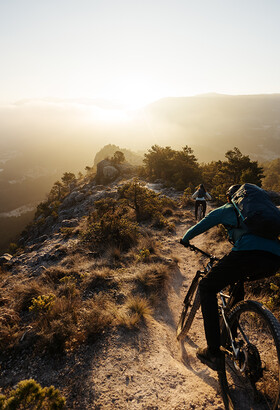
xmin=226 ymin=184 xmax=241 ymax=198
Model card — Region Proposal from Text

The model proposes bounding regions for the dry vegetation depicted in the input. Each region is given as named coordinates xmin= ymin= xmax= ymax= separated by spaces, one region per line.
xmin=0 ymin=181 xmax=183 ymax=406
xmin=0 ymin=181 xmax=180 ymax=359
xmin=1 ymin=174 xmax=279 ymax=407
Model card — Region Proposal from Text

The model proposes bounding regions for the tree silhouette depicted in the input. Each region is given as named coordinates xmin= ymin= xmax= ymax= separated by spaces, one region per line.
xmin=143 ymin=145 xmax=200 ymax=190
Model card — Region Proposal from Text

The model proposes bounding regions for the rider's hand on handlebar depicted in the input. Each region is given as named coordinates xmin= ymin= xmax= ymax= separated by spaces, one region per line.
xmin=180 ymin=238 xmax=189 ymax=247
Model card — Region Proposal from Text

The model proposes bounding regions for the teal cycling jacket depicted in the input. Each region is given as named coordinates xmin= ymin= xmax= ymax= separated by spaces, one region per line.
xmin=182 ymin=203 xmax=280 ymax=257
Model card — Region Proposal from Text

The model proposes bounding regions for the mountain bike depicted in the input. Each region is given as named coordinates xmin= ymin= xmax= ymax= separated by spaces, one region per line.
xmin=177 ymin=243 xmax=280 ymax=410
xmin=197 ymin=203 xmax=204 ymax=221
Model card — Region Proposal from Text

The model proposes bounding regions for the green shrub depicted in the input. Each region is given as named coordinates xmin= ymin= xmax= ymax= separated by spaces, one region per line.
xmin=82 ymin=212 xmax=139 ymax=251
xmin=118 ymin=179 xmax=177 ymax=226
xmin=14 ymin=283 xmax=46 ymax=313
xmin=118 ymin=179 xmax=162 ymax=221
xmin=137 ymin=248 xmax=151 ymax=262
xmin=181 ymin=188 xmax=194 ymax=207
xmin=0 ymin=379 xmax=66 ymax=409
xmin=29 ymin=294 xmax=56 ymax=313
xmin=143 ymin=145 xmax=201 ymax=189
xmin=151 ymin=213 xmax=175 ymax=231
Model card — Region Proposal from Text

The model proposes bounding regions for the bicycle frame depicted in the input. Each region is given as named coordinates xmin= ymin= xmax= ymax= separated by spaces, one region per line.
xmin=220 ymin=291 xmax=244 ymax=365
xmin=180 ymin=242 xmax=280 ymax=408
xmin=187 ymin=243 xmax=245 ymax=364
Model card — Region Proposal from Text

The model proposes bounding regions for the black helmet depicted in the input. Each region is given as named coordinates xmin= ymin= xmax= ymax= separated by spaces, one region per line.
xmin=226 ymin=184 xmax=241 ymax=198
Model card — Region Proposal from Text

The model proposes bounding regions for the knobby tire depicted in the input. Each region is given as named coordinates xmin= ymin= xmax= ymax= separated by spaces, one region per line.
xmin=177 ymin=286 xmax=201 ymax=340
xmin=219 ymin=300 xmax=280 ymax=410
xmin=197 ymin=204 xmax=203 ymax=221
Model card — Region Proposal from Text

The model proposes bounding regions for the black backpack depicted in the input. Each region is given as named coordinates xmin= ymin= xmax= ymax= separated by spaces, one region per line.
xmin=197 ymin=187 xmax=205 ymax=198
xmin=230 ymin=183 xmax=280 ymax=240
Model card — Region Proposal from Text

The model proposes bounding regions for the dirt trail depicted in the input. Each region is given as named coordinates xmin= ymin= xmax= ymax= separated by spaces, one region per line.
xmin=90 ymin=219 xmax=226 ymax=409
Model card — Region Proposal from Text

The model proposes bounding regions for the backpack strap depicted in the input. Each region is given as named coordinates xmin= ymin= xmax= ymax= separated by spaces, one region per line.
xmin=230 ymin=198 xmax=245 ymax=228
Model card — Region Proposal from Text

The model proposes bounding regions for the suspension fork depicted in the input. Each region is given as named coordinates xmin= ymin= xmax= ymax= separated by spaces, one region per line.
xmin=220 ymin=292 xmax=241 ymax=359
xmin=183 ymin=270 xmax=203 ymax=305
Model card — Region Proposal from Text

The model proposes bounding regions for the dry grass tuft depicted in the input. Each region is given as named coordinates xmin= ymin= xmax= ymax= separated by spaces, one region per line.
xmin=60 ymin=254 xmax=85 ymax=268
xmin=170 ymin=254 xmax=182 ymax=264
xmin=137 ymin=235 xmax=160 ymax=255
xmin=102 ymin=245 xmax=123 ymax=267
xmin=80 ymin=295 xmax=114 ymax=341
xmin=116 ymin=296 xmax=153 ymax=329
xmin=82 ymin=268 xmax=119 ymax=296
xmin=104 ymin=246 xmax=122 ymax=261
xmin=0 ymin=307 xmax=21 ymax=349
xmin=42 ymin=266 xmax=73 ymax=286
xmin=136 ymin=263 xmax=173 ymax=293
xmin=126 ymin=296 xmax=153 ymax=317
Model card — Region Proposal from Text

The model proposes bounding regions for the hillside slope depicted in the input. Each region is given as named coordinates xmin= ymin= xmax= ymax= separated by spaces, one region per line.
xmin=0 ymin=173 xmax=234 ymax=408
xmin=85 ymin=223 xmax=229 ymax=409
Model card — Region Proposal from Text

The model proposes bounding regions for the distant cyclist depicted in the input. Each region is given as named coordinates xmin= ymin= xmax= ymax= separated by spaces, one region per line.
xmin=192 ymin=184 xmax=212 ymax=220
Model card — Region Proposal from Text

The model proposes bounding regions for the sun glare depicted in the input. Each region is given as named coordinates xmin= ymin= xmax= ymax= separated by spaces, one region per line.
xmin=102 ymin=77 xmax=162 ymax=110
xmin=82 ymin=78 xmax=163 ymax=124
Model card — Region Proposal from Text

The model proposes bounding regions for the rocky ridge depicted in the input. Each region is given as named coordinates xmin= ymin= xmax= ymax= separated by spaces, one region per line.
xmin=1 ymin=163 xmax=280 ymax=409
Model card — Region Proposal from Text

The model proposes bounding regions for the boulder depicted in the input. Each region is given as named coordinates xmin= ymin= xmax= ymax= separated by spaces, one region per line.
xmin=61 ymin=218 xmax=79 ymax=228
xmin=103 ymin=165 xmax=119 ymax=180
xmin=61 ymin=191 xmax=81 ymax=208
xmin=0 ymin=253 xmax=13 ymax=267
xmin=115 ymin=163 xmax=139 ymax=176
xmin=95 ymin=159 xmax=119 ymax=184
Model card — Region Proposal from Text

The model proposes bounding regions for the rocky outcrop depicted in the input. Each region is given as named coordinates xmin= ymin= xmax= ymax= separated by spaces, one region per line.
xmin=95 ymin=159 xmax=139 ymax=185
xmin=95 ymin=160 xmax=119 ymax=184
xmin=0 ymin=160 xmax=141 ymax=267
xmin=0 ymin=253 xmax=13 ymax=267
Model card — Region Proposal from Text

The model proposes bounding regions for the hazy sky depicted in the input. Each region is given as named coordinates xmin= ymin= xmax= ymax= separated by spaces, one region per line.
xmin=1 ymin=0 xmax=280 ymax=108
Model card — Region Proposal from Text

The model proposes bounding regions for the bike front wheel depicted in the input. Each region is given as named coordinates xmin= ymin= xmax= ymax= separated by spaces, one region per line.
xmin=176 ymin=286 xmax=201 ymax=340
xmin=219 ymin=300 xmax=280 ymax=410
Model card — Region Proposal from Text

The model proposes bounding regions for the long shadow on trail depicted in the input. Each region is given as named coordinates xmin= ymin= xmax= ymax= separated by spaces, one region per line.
xmin=179 ymin=340 xmax=220 ymax=392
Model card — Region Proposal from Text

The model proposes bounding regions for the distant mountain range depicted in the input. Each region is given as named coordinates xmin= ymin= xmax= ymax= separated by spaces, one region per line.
xmin=0 ymin=93 xmax=280 ymax=252
xmin=141 ymin=93 xmax=280 ymax=161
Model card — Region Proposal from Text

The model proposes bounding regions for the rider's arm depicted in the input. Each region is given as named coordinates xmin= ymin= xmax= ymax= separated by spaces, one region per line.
xmin=206 ymin=192 xmax=212 ymax=200
xmin=181 ymin=203 xmax=236 ymax=244
xmin=192 ymin=190 xmax=199 ymax=199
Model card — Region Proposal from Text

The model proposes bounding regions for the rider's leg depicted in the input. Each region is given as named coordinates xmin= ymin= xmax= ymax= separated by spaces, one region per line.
xmin=227 ymin=282 xmax=245 ymax=340
xmin=198 ymin=250 xmax=280 ymax=358
xmin=202 ymin=200 xmax=206 ymax=217
xmin=195 ymin=201 xmax=199 ymax=220
xmin=229 ymin=281 xmax=244 ymax=307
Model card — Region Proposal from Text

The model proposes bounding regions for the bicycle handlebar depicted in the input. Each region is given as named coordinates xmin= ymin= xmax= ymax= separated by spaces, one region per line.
xmin=180 ymin=239 xmax=218 ymax=260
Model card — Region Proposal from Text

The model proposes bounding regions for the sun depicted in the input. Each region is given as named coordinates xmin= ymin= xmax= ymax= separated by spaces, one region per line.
xmin=102 ymin=76 xmax=162 ymax=110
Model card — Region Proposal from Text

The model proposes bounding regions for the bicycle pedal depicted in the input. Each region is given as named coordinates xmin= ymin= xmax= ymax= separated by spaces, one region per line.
xmin=220 ymin=346 xmax=232 ymax=356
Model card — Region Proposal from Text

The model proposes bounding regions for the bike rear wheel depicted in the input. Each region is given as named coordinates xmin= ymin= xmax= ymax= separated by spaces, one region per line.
xmin=197 ymin=204 xmax=203 ymax=221
xmin=176 ymin=280 xmax=201 ymax=340
xmin=219 ymin=300 xmax=280 ymax=410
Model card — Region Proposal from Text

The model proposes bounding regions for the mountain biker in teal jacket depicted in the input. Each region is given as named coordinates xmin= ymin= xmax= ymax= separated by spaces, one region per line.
xmin=180 ymin=185 xmax=280 ymax=371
